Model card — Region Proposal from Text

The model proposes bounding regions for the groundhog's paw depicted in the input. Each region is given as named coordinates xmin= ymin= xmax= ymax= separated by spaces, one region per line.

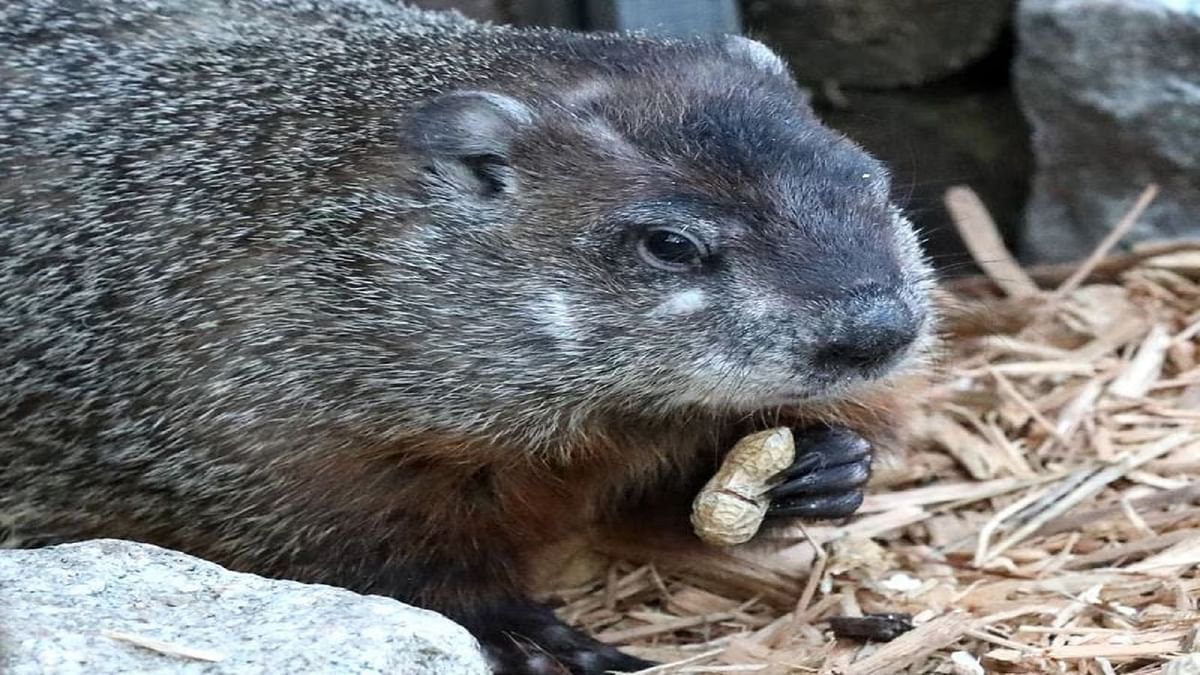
xmin=764 ymin=425 xmax=871 ymax=520
xmin=477 ymin=602 xmax=654 ymax=675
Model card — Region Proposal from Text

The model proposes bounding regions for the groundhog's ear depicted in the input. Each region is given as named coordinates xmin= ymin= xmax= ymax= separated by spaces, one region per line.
xmin=722 ymin=35 xmax=790 ymax=77
xmin=722 ymin=35 xmax=812 ymax=108
xmin=403 ymin=90 xmax=534 ymax=197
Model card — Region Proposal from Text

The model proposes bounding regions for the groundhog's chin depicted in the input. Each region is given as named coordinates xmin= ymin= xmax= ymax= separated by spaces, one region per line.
xmin=719 ymin=360 xmax=916 ymax=413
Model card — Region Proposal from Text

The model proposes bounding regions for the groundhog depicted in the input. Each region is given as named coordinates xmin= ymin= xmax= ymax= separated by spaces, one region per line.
xmin=0 ymin=1 xmax=936 ymax=673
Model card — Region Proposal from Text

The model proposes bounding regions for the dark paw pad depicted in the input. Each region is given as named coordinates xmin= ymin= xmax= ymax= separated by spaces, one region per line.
xmin=765 ymin=425 xmax=872 ymax=520
xmin=472 ymin=602 xmax=654 ymax=675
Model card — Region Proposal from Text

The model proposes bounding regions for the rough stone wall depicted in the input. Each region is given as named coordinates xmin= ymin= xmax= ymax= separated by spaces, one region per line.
xmin=1015 ymin=0 xmax=1200 ymax=262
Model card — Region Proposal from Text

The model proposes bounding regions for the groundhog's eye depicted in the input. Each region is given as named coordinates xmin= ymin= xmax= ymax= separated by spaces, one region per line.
xmin=638 ymin=227 xmax=708 ymax=271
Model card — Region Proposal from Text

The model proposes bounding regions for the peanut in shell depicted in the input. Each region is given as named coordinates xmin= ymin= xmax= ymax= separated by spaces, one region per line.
xmin=690 ymin=426 xmax=795 ymax=546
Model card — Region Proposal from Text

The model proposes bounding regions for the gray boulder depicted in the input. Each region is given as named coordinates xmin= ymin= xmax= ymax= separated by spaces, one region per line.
xmin=1015 ymin=0 xmax=1200 ymax=262
xmin=0 ymin=539 xmax=490 ymax=675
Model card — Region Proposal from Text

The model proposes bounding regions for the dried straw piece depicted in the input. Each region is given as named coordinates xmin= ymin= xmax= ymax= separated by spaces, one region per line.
xmin=1053 ymin=184 xmax=1160 ymax=298
xmin=1109 ymin=324 xmax=1173 ymax=398
xmin=978 ymin=433 xmax=1190 ymax=564
xmin=841 ymin=613 xmax=977 ymax=675
xmin=944 ymin=185 xmax=1038 ymax=298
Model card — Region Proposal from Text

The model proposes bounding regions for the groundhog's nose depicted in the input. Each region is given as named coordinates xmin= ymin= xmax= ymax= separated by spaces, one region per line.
xmin=814 ymin=287 xmax=921 ymax=373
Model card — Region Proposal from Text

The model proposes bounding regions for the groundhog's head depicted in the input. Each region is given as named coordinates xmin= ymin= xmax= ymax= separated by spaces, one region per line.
xmin=395 ymin=34 xmax=935 ymax=426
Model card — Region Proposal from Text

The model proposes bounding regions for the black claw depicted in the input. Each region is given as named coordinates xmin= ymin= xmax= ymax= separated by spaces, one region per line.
xmin=768 ymin=459 xmax=871 ymax=499
xmin=469 ymin=601 xmax=655 ymax=675
xmin=765 ymin=425 xmax=873 ymax=521
xmin=772 ymin=448 xmax=824 ymax=481
xmin=766 ymin=489 xmax=864 ymax=520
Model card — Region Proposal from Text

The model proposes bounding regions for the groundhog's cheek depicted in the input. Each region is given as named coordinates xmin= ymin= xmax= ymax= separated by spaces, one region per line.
xmin=646 ymin=289 xmax=708 ymax=318
xmin=524 ymin=290 xmax=588 ymax=348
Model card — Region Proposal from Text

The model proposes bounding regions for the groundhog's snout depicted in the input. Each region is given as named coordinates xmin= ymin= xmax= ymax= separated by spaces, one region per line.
xmin=812 ymin=283 xmax=922 ymax=376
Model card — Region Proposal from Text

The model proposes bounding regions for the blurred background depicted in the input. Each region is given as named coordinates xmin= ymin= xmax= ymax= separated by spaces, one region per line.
xmin=409 ymin=0 xmax=1200 ymax=277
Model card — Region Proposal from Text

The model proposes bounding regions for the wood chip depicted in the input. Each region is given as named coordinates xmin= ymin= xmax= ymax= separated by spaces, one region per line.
xmin=841 ymin=613 xmax=977 ymax=675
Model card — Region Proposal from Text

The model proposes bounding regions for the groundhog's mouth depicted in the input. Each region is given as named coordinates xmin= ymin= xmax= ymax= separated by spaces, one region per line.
xmin=745 ymin=367 xmax=899 ymax=412
xmin=710 ymin=345 xmax=922 ymax=414
xmin=739 ymin=386 xmax=854 ymax=413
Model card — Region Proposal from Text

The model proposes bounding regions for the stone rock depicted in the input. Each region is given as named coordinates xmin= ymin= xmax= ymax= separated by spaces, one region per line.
xmin=1015 ymin=0 xmax=1200 ymax=262
xmin=0 ymin=539 xmax=490 ymax=675
xmin=742 ymin=0 xmax=1014 ymax=88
